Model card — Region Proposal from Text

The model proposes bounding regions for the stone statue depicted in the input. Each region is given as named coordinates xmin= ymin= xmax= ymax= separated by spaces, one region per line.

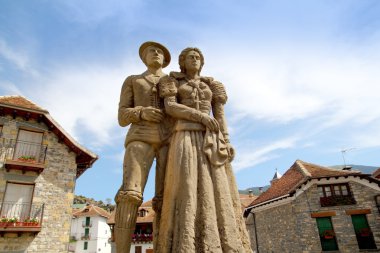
xmin=115 ymin=41 xmax=172 ymax=253
xmin=155 ymin=47 xmax=253 ymax=252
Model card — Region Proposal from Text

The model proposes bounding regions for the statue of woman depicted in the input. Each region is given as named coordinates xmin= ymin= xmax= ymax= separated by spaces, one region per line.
xmin=156 ymin=47 xmax=252 ymax=253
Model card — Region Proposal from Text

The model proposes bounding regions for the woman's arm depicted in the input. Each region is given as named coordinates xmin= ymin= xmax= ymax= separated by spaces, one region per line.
xmin=210 ymin=81 xmax=235 ymax=160
xmin=159 ymin=78 xmax=219 ymax=131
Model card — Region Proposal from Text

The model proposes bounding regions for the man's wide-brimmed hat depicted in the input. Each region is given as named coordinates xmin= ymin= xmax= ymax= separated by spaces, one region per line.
xmin=139 ymin=41 xmax=171 ymax=68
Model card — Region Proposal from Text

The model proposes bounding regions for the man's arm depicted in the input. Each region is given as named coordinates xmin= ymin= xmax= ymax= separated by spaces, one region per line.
xmin=118 ymin=76 xmax=143 ymax=127
xmin=119 ymin=76 xmax=164 ymax=126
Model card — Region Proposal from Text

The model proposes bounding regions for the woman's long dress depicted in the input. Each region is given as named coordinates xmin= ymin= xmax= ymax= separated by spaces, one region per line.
xmin=156 ymin=76 xmax=252 ymax=253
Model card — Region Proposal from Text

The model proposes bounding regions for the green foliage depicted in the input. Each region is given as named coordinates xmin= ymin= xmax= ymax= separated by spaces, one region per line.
xmin=73 ymin=195 xmax=115 ymax=211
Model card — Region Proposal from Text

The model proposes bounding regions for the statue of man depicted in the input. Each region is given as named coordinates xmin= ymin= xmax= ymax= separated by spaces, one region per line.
xmin=114 ymin=41 xmax=171 ymax=253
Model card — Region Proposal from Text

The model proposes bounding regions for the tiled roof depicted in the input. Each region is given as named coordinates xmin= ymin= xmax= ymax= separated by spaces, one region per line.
xmin=299 ymin=160 xmax=361 ymax=178
xmin=0 ymin=95 xmax=46 ymax=112
xmin=73 ymin=205 xmax=111 ymax=219
xmin=372 ymin=168 xmax=380 ymax=178
xmin=248 ymin=160 xmax=362 ymax=207
xmin=141 ymin=199 xmax=152 ymax=208
xmin=0 ymin=95 xmax=97 ymax=177
xmin=240 ymin=194 xmax=257 ymax=211
xmin=136 ymin=206 xmax=155 ymax=223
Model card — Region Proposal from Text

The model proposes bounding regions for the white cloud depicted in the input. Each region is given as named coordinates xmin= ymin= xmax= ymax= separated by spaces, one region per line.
xmin=0 ymin=80 xmax=24 ymax=95
xmin=30 ymin=59 xmax=144 ymax=148
xmin=232 ymin=136 xmax=299 ymax=172
xmin=0 ymin=39 xmax=38 ymax=76
xmin=54 ymin=0 xmax=143 ymax=25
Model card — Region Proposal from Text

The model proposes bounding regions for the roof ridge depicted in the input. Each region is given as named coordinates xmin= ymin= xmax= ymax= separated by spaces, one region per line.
xmin=295 ymin=160 xmax=311 ymax=177
xmin=0 ymin=95 xmax=48 ymax=112
xmin=73 ymin=204 xmax=110 ymax=218
xmin=92 ymin=205 xmax=111 ymax=218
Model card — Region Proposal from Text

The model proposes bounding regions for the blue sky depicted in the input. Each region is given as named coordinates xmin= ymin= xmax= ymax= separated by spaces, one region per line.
xmin=1 ymin=0 xmax=380 ymax=203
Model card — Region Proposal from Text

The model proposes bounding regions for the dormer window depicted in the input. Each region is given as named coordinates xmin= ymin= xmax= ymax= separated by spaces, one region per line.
xmin=139 ymin=209 xmax=147 ymax=217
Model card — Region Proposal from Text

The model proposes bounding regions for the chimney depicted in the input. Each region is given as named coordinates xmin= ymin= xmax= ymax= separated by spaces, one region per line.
xmin=258 ymin=187 xmax=263 ymax=193
xmin=342 ymin=165 xmax=352 ymax=171
xmin=248 ymin=190 xmax=253 ymax=197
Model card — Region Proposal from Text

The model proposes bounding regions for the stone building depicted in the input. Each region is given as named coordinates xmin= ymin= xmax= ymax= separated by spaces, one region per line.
xmin=107 ymin=193 xmax=256 ymax=253
xmin=0 ymin=96 xmax=97 ymax=252
xmin=245 ymin=160 xmax=380 ymax=253
xmin=69 ymin=204 xmax=111 ymax=253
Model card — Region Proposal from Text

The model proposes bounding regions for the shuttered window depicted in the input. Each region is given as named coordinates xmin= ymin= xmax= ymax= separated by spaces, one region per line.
xmin=14 ymin=130 xmax=43 ymax=161
xmin=351 ymin=214 xmax=376 ymax=249
xmin=1 ymin=182 xmax=34 ymax=220
xmin=85 ymin=217 xmax=91 ymax=226
xmin=316 ymin=217 xmax=339 ymax=251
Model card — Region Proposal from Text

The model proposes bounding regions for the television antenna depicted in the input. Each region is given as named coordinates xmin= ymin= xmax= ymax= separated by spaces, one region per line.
xmin=340 ymin=147 xmax=356 ymax=168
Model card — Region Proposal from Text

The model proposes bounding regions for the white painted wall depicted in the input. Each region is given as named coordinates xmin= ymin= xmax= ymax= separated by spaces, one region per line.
xmin=130 ymin=243 xmax=153 ymax=253
xmin=70 ymin=215 xmax=111 ymax=253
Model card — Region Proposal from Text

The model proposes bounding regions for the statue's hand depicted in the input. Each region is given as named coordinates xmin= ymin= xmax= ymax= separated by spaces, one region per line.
xmin=141 ymin=107 xmax=164 ymax=122
xmin=227 ymin=143 xmax=235 ymax=161
xmin=201 ymin=115 xmax=219 ymax=132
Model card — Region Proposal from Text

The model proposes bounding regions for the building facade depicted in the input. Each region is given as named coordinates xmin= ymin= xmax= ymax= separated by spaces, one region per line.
xmin=69 ymin=205 xmax=111 ymax=253
xmin=0 ymin=96 xmax=97 ymax=252
xmin=108 ymin=200 xmax=154 ymax=253
xmin=245 ymin=160 xmax=380 ymax=253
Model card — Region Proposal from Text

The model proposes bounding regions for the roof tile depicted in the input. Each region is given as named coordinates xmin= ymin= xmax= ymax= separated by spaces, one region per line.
xmin=248 ymin=160 xmax=361 ymax=207
xmin=73 ymin=205 xmax=111 ymax=219
xmin=0 ymin=95 xmax=46 ymax=111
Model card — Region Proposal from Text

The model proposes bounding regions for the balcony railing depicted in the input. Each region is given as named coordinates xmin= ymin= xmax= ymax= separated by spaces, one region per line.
xmin=0 ymin=202 xmax=44 ymax=233
xmin=81 ymin=233 xmax=91 ymax=240
xmin=132 ymin=233 xmax=153 ymax=243
xmin=320 ymin=195 xmax=356 ymax=207
xmin=0 ymin=138 xmax=47 ymax=173
xmin=70 ymin=235 xmax=77 ymax=242
xmin=82 ymin=221 xmax=92 ymax=227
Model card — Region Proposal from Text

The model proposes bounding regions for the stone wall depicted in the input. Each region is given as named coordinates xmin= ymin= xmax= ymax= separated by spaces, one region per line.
xmin=0 ymin=116 xmax=78 ymax=253
xmin=248 ymin=179 xmax=380 ymax=253
xmin=248 ymin=202 xmax=302 ymax=253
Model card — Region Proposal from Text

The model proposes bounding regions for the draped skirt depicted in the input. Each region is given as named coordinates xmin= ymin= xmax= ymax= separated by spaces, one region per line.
xmin=156 ymin=130 xmax=250 ymax=253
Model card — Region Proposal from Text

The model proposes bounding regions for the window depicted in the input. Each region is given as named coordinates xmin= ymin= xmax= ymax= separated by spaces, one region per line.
xmin=14 ymin=129 xmax=43 ymax=162
xmin=86 ymin=217 xmax=91 ymax=226
xmin=351 ymin=214 xmax=376 ymax=249
xmin=316 ymin=217 xmax=339 ymax=251
xmin=1 ymin=182 xmax=34 ymax=221
xmin=139 ymin=209 xmax=146 ymax=217
xmin=318 ymin=184 xmax=350 ymax=197
xmin=84 ymin=241 xmax=88 ymax=250
xmin=318 ymin=184 xmax=356 ymax=207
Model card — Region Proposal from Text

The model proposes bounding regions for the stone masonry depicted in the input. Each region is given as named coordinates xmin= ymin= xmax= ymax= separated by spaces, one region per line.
xmin=0 ymin=115 xmax=81 ymax=253
xmin=247 ymin=180 xmax=380 ymax=253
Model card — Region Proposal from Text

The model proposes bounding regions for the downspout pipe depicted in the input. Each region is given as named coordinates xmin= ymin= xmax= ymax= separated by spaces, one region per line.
xmin=252 ymin=211 xmax=259 ymax=253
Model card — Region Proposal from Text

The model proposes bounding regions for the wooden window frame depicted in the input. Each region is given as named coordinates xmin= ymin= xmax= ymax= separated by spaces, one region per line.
xmin=318 ymin=183 xmax=351 ymax=198
xmin=2 ymin=181 xmax=36 ymax=204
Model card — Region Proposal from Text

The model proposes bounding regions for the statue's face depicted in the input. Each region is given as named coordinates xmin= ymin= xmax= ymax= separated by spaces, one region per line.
xmin=144 ymin=46 xmax=164 ymax=67
xmin=184 ymin=50 xmax=201 ymax=72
